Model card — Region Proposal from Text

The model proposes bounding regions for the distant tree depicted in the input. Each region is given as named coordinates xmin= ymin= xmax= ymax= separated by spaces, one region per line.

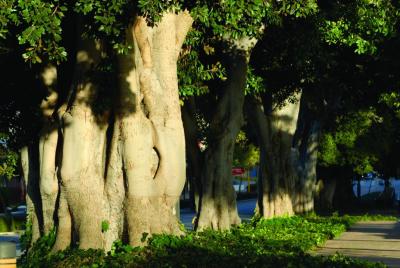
xmin=246 ymin=0 xmax=399 ymax=217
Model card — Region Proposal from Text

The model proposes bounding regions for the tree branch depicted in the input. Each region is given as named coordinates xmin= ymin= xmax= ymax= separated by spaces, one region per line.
xmin=175 ymin=10 xmax=193 ymax=58
xmin=133 ymin=17 xmax=153 ymax=69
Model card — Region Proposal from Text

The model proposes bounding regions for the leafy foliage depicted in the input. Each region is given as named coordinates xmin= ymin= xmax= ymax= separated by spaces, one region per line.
xmin=380 ymin=92 xmax=400 ymax=118
xmin=0 ymin=0 xmax=67 ymax=63
xmin=19 ymin=227 xmax=57 ymax=268
xmin=320 ymin=0 xmax=399 ymax=54
xmin=0 ymin=133 xmax=18 ymax=180
xmin=233 ymin=131 xmax=259 ymax=169
xmin=178 ymin=29 xmax=226 ymax=100
xmin=318 ymin=109 xmax=381 ymax=175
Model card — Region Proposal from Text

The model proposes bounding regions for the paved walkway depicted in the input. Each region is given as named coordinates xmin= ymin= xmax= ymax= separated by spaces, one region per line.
xmin=315 ymin=221 xmax=400 ymax=267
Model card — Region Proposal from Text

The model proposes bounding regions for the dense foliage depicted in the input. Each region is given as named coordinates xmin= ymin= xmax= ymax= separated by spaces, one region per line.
xmin=233 ymin=131 xmax=259 ymax=169
xmin=0 ymin=133 xmax=18 ymax=180
xmin=19 ymin=214 xmax=396 ymax=268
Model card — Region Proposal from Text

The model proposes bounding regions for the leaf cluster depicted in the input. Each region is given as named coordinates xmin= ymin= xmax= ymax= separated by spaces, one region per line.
xmin=233 ymin=130 xmax=260 ymax=169
xmin=0 ymin=0 xmax=68 ymax=63
xmin=320 ymin=0 xmax=399 ymax=54
xmin=0 ymin=133 xmax=19 ymax=180
xmin=318 ymin=109 xmax=381 ymax=175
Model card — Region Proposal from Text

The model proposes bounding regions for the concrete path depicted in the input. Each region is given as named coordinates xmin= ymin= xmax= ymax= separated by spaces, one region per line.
xmin=315 ymin=221 xmax=400 ymax=267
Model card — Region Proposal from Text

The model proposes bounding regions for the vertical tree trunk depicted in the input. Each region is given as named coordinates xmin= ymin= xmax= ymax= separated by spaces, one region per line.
xmin=292 ymin=99 xmax=320 ymax=214
xmin=103 ymin=119 xmax=125 ymax=251
xmin=292 ymin=122 xmax=320 ymax=213
xmin=38 ymin=65 xmax=60 ymax=234
xmin=246 ymin=93 xmax=302 ymax=218
xmin=315 ymin=177 xmax=337 ymax=214
xmin=57 ymin=35 xmax=108 ymax=249
xmin=247 ymin=90 xmax=322 ymax=217
xmin=113 ymin=12 xmax=193 ymax=245
xmin=25 ymin=12 xmax=193 ymax=251
xmin=20 ymin=145 xmax=42 ymax=243
xmin=196 ymin=51 xmax=250 ymax=230
xmin=182 ymin=97 xmax=202 ymax=211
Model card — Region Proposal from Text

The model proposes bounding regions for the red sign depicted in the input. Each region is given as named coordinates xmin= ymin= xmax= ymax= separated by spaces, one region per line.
xmin=232 ymin=167 xmax=245 ymax=176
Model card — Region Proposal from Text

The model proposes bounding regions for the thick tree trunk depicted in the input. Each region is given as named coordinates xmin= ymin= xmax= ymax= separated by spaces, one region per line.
xmin=24 ymin=12 xmax=192 ymax=251
xmin=103 ymin=120 xmax=125 ymax=250
xmin=20 ymin=145 xmax=42 ymax=243
xmin=196 ymin=52 xmax=250 ymax=230
xmin=315 ymin=178 xmax=337 ymax=214
xmin=110 ymin=12 xmax=193 ymax=245
xmin=58 ymin=37 xmax=108 ymax=249
xmin=38 ymin=65 xmax=59 ymax=235
xmin=292 ymin=101 xmax=320 ymax=214
xmin=246 ymin=93 xmax=302 ymax=218
xmin=247 ymin=90 xmax=322 ymax=217
xmin=182 ymin=97 xmax=202 ymax=211
xmin=292 ymin=121 xmax=320 ymax=214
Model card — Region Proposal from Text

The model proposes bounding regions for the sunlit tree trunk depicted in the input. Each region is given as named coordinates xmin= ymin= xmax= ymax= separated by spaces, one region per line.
xmin=108 ymin=12 xmax=193 ymax=246
xmin=24 ymin=12 xmax=193 ymax=250
xmin=246 ymin=93 xmax=302 ymax=218
xmin=247 ymin=90 xmax=322 ymax=217
xmin=196 ymin=43 xmax=255 ymax=230
xmin=57 ymin=36 xmax=109 ymax=249
xmin=38 ymin=65 xmax=59 ymax=235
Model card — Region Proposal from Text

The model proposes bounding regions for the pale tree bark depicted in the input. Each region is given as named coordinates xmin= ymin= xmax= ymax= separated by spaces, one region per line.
xmin=108 ymin=11 xmax=193 ymax=246
xmin=196 ymin=38 xmax=257 ymax=230
xmin=38 ymin=65 xmax=60 ymax=235
xmin=103 ymin=119 xmax=125 ymax=251
xmin=56 ymin=35 xmax=109 ymax=249
xmin=24 ymin=12 xmax=193 ymax=251
xmin=20 ymin=146 xmax=41 ymax=243
xmin=246 ymin=93 xmax=302 ymax=218
xmin=246 ymin=91 xmax=322 ymax=217
xmin=21 ymin=65 xmax=59 ymax=243
xmin=291 ymin=96 xmax=320 ymax=214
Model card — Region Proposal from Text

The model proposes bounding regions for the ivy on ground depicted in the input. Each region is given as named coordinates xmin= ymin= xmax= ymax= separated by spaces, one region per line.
xmin=19 ymin=214 xmax=394 ymax=268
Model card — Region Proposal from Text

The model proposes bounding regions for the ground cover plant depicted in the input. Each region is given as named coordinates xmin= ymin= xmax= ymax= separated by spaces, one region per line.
xmin=20 ymin=214 xmax=394 ymax=268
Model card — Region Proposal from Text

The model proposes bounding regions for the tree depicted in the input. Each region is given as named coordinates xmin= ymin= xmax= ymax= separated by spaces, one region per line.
xmin=246 ymin=0 xmax=399 ymax=217
xmin=181 ymin=0 xmax=321 ymax=230
xmin=0 ymin=0 xmax=318 ymax=249
xmin=1 ymin=0 xmax=194 ymax=250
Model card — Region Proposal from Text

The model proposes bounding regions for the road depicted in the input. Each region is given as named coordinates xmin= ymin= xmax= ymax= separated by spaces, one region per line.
xmin=180 ymin=198 xmax=257 ymax=230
